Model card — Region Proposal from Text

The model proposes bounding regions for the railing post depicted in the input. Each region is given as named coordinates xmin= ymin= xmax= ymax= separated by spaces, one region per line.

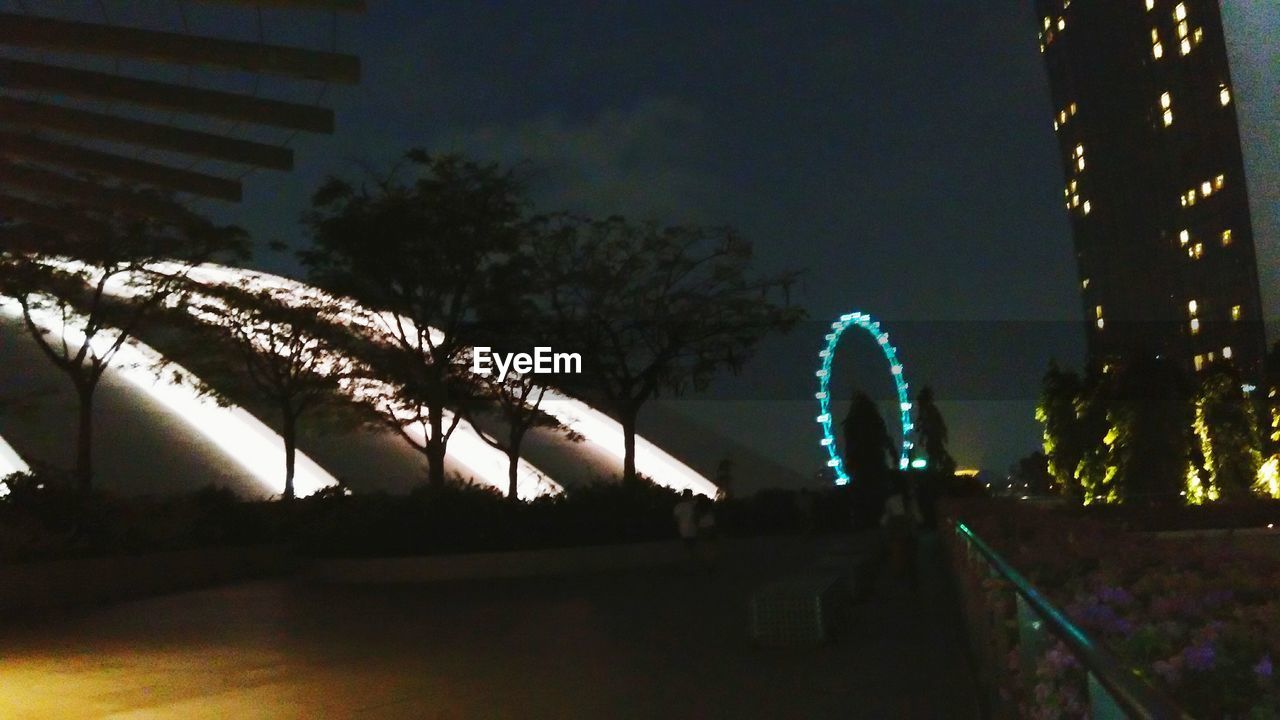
xmin=1016 ymin=594 xmax=1048 ymax=680
xmin=1088 ymin=671 xmax=1126 ymax=720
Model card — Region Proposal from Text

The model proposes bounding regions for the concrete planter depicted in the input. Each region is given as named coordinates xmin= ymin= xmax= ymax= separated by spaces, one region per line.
xmin=0 ymin=545 xmax=292 ymax=612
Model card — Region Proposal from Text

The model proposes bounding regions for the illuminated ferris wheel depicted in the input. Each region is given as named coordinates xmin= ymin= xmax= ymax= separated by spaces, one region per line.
xmin=814 ymin=310 xmax=918 ymax=485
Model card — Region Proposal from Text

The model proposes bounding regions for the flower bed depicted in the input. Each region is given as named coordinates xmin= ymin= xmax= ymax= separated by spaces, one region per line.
xmin=945 ymin=499 xmax=1280 ymax=718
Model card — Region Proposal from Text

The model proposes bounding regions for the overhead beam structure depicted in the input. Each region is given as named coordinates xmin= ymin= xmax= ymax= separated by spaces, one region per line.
xmin=0 ymin=163 xmax=203 ymax=225
xmin=0 ymin=98 xmax=294 ymax=170
xmin=0 ymin=60 xmax=335 ymax=134
xmin=0 ymin=134 xmax=242 ymax=201
xmin=0 ymin=4 xmax=359 ymax=211
xmin=0 ymin=13 xmax=360 ymax=84
xmin=0 ymin=194 xmax=109 ymax=238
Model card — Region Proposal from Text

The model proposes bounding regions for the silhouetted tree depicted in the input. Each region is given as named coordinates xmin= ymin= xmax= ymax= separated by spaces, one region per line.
xmin=301 ymin=152 xmax=526 ymax=487
xmin=0 ymin=193 xmax=244 ymax=491
xmin=1194 ymin=365 xmax=1262 ymax=500
xmin=529 ymin=215 xmax=802 ymax=484
xmin=462 ymin=361 xmax=581 ymax=500
xmin=913 ymin=386 xmax=955 ymax=476
xmin=1007 ymin=451 xmax=1054 ymax=496
xmin=1035 ymin=361 xmax=1087 ymax=501
xmin=1107 ymin=358 xmax=1194 ymax=505
xmin=175 ymin=282 xmax=356 ymax=500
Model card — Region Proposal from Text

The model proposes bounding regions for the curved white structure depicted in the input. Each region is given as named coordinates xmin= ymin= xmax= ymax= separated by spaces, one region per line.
xmin=179 ymin=264 xmax=719 ymax=497
xmin=0 ymin=432 xmax=31 ymax=497
xmin=32 ymin=258 xmax=717 ymax=498
xmin=0 ymin=296 xmax=339 ymax=498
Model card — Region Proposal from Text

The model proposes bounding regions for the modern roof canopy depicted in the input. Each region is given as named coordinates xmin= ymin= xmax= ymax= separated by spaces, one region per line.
xmin=0 ymin=1 xmax=362 ymax=231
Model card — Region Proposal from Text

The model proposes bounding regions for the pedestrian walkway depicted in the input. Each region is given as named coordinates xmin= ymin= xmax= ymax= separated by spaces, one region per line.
xmin=0 ymin=534 xmax=980 ymax=719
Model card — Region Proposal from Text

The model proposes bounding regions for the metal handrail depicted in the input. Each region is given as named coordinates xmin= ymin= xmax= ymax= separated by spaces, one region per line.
xmin=955 ymin=521 xmax=1192 ymax=720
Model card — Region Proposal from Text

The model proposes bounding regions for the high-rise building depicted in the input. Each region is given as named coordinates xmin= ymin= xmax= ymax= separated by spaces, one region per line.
xmin=1034 ymin=0 xmax=1266 ymax=377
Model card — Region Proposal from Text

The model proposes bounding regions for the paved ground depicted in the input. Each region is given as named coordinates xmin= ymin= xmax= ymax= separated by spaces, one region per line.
xmin=0 ymin=533 xmax=980 ymax=719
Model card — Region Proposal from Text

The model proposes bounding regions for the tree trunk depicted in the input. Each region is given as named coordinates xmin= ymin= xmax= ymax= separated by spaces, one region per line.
xmin=74 ymin=381 xmax=95 ymax=493
xmin=427 ymin=404 xmax=447 ymax=487
xmin=507 ymin=433 xmax=524 ymax=500
xmin=281 ymin=405 xmax=297 ymax=501
xmin=621 ymin=408 xmax=638 ymax=484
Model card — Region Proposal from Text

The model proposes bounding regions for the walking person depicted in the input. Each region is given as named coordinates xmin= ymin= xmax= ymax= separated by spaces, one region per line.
xmin=673 ymin=489 xmax=699 ymax=565
xmin=695 ymin=494 xmax=719 ymax=569
xmin=881 ymin=473 xmax=922 ymax=590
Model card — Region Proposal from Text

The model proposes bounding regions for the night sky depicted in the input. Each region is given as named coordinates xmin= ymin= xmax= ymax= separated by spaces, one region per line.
xmin=204 ymin=1 xmax=1095 ymax=478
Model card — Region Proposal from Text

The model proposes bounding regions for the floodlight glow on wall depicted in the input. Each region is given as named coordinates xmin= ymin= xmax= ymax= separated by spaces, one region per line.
xmin=815 ymin=311 xmax=915 ymax=485
xmin=0 ymin=296 xmax=339 ymax=498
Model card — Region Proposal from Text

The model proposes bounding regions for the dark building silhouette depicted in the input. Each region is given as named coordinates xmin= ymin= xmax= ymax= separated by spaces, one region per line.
xmin=1034 ymin=0 xmax=1266 ymax=378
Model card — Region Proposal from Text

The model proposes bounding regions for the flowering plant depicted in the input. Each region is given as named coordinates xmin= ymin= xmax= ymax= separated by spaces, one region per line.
xmin=951 ymin=500 xmax=1280 ymax=718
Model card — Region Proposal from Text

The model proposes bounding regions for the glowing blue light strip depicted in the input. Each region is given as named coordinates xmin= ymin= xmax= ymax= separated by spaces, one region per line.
xmin=815 ymin=311 xmax=915 ymax=485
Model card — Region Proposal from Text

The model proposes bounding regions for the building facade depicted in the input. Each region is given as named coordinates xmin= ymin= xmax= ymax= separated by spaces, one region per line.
xmin=1034 ymin=0 xmax=1266 ymax=377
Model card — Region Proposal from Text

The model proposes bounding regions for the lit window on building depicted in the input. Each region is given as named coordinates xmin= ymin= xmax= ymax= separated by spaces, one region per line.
xmin=1095 ymin=305 xmax=1103 ymax=319
xmin=1186 ymin=188 xmax=1197 ymax=205
xmin=1208 ymin=351 xmax=1216 ymax=362
xmin=1188 ymin=299 xmax=1198 ymax=316
xmin=1072 ymin=194 xmax=1080 ymax=207
xmin=1179 ymin=229 xmax=1190 ymax=246
xmin=1044 ymin=16 xmax=1051 ymax=29
xmin=1082 ymin=200 xmax=1092 ymax=215
xmin=1146 ymin=0 xmax=1155 ymax=10
xmin=1223 ymin=346 xmax=1234 ymax=360
xmin=1231 ymin=305 xmax=1242 ymax=321
xmin=1082 ymin=278 xmax=1090 ymax=289
xmin=1194 ymin=27 xmax=1203 ymax=44
xmin=1160 ymin=92 xmax=1172 ymax=108
xmin=1175 ymin=3 xmax=1186 ymax=21
xmin=1191 ymin=242 xmax=1204 ymax=259
xmin=1153 ymin=41 xmax=1164 ymax=59
xmin=1190 ymin=318 xmax=1200 ymax=334
xmin=1163 ymin=109 xmax=1174 ymax=126
xmin=1222 ymin=229 xmax=1232 ymax=246
xmin=1178 ymin=20 xmax=1189 ymax=37
xmin=1181 ymin=38 xmax=1192 ymax=55
xmin=1096 ymin=318 xmax=1105 ymax=330
xmin=1201 ymin=180 xmax=1213 ymax=196
xmin=1194 ymin=354 xmax=1204 ymax=371
xmin=1070 ymin=102 xmax=1077 ymax=115
xmin=1070 ymin=179 xmax=1078 ymax=192
xmin=1214 ymin=174 xmax=1225 ymax=189
xmin=1058 ymin=17 xmax=1066 ymax=31
xmin=1220 ymin=85 xmax=1231 ymax=106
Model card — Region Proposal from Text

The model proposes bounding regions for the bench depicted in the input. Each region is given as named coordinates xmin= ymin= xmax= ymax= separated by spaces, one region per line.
xmin=748 ymin=570 xmax=850 ymax=647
